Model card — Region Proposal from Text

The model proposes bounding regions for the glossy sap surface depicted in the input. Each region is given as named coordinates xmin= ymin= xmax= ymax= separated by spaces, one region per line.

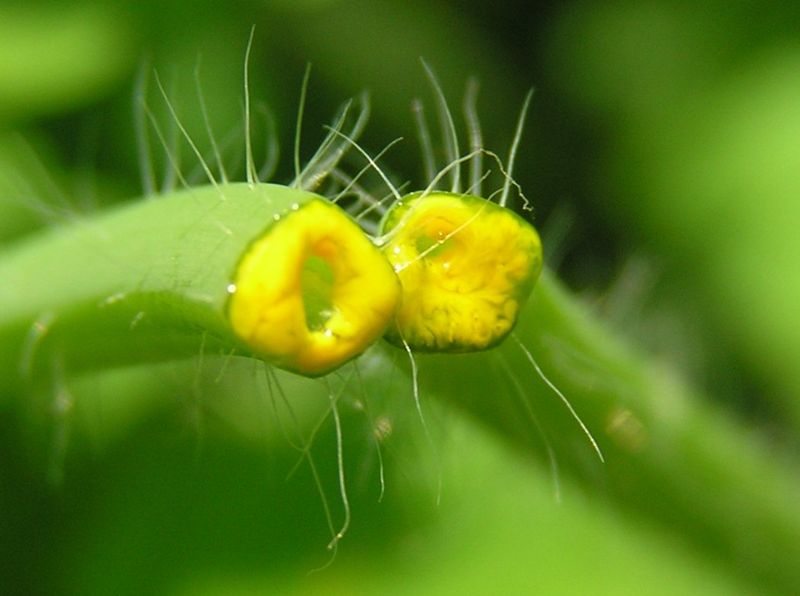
xmin=380 ymin=192 xmax=542 ymax=352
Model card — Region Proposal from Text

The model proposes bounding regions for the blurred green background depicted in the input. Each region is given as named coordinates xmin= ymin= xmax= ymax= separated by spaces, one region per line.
xmin=2 ymin=1 xmax=800 ymax=594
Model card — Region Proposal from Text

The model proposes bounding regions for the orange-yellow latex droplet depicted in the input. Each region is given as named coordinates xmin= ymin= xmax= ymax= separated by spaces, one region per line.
xmin=228 ymin=199 xmax=400 ymax=376
xmin=381 ymin=191 xmax=542 ymax=352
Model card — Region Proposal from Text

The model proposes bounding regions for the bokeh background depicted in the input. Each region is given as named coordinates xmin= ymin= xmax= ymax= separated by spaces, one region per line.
xmin=2 ymin=1 xmax=800 ymax=594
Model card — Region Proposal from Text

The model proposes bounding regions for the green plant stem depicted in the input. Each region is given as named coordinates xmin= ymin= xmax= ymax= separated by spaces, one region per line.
xmin=401 ymin=271 xmax=800 ymax=594
xmin=0 ymin=183 xmax=321 ymax=394
xmin=2 ymin=185 xmax=799 ymax=593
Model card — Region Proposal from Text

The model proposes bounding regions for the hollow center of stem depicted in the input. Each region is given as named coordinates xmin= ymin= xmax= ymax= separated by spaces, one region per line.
xmin=227 ymin=196 xmax=400 ymax=376
xmin=301 ymin=254 xmax=336 ymax=331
